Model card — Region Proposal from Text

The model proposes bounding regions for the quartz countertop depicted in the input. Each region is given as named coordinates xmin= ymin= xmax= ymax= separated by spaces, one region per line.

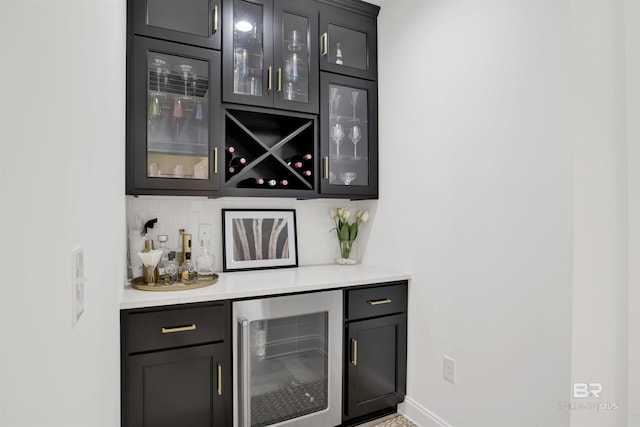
xmin=120 ymin=264 xmax=411 ymax=310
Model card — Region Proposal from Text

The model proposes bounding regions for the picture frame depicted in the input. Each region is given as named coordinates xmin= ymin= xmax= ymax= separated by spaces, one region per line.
xmin=222 ymin=209 xmax=298 ymax=272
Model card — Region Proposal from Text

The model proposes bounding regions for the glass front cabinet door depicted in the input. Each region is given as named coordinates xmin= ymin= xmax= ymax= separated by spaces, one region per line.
xmin=319 ymin=4 xmax=377 ymax=81
xmin=128 ymin=37 xmax=222 ymax=195
xmin=320 ymin=73 xmax=377 ymax=197
xmin=129 ymin=0 xmax=222 ymax=50
xmin=223 ymin=0 xmax=318 ymax=114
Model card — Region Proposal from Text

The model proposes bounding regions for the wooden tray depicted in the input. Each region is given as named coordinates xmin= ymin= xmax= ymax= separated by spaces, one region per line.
xmin=131 ymin=274 xmax=219 ymax=291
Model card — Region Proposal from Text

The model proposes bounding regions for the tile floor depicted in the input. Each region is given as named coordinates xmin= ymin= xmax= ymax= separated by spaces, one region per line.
xmin=369 ymin=414 xmax=418 ymax=427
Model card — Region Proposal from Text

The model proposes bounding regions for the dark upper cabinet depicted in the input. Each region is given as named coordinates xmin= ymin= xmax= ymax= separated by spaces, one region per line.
xmin=127 ymin=36 xmax=222 ymax=196
xmin=126 ymin=0 xmax=379 ymax=199
xmin=129 ymin=0 xmax=222 ymax=50
xmin=318 ymin=1 xmax=378 ymax=81
xmin=320 ymin=72 xmax=378 ymax=198
xmin=222 ymin=0 xmax=319 ymax=114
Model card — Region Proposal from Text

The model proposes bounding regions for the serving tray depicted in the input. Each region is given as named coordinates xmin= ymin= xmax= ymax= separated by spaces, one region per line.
xmin=131 ymin=274 xmax=219 ymax=291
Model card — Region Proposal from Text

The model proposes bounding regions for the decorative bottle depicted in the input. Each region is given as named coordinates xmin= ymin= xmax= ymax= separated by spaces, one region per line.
xmin=156 ymin=235 xmax=170 ymax=282
xmin=181 ymin=252 xmax=197 ymax=284
xmin=166 ymin=251 xmax=179 ymax=285
xmin=196 ymin=240 xmax=215 ymax=280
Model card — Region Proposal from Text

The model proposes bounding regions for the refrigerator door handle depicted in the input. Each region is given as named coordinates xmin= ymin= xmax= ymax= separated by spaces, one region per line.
xmin=239 ymin=318 xmax=250 ymax=427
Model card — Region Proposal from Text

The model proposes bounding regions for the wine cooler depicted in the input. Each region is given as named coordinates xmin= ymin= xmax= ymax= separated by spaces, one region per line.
xmin=232 ymin=291 xmax=342 ymax=427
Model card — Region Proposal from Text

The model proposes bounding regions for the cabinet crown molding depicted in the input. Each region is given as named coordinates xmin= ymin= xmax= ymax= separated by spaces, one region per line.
xmin=315 ymin=0 xmax=380 ymax=17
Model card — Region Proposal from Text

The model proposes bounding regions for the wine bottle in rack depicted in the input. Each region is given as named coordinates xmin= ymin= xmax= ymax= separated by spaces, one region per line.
xmin=226 ymin=146 xmax=236 ymax=167
xmin=238 ymin=177 xmax=265 ymax=188
xmin=286 ymin=153 xmax=313 ymax=168
xmin=228 ymin=156 xmax=247 ymax=176
xmin=265 ymin=179 xmax=289 ymax=188
xmin=301 ymin=170 xmax=312 ymax=177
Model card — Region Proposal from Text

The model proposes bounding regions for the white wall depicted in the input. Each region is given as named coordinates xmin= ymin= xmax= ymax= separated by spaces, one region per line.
xmin=369 ymin=1 xmax=574 ymax=426
xmin=625 ymin=3 xmax=640 ymax=425
xmin=368 ymin=1 xmax=636 ymax=426
xmin=0 ymin=1 xmax=125 ymax=426
xmin=570 ymin=2 xmax=629 ymax=426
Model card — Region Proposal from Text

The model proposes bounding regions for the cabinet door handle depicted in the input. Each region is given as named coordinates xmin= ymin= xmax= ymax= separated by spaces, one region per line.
xmin=277 ymin=67 xmax=282 ymax=93
xmin=161 ymin=324 xmax=197 ymax=334
xmin=367 ymin=298 xmax=392 ymax=306
xmin=323 ymin=156 xmax=329 ymax=179
xmin=213 ymin=147 xmax=218 ymax=174
xmin=267 ymin=66 xmax=273 ymax=92
xmin=216 ymin=362 xmax=223 ymax=396
xmin=351 ymin=339 xmax=358 ymax=366
xmin=321 ymin=32 xmax=328 ymax=56
xmin=212 ymin=5 xmax=219 ymax=33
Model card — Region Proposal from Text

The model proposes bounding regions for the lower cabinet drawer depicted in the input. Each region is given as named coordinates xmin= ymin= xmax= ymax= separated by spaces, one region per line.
xmin=346 ymin=282 xmax=407 ymax=321
xmin=125 ymin=303 xmax=227 ymax=354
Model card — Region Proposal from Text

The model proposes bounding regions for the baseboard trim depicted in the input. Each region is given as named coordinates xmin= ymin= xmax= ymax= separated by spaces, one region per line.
xmin=398 ymin=396 xmax=452 ymax=427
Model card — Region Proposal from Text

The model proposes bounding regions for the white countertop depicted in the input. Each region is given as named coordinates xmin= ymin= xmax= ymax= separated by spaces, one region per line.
xmin=120 ymin=264 xmax=411 ymax=310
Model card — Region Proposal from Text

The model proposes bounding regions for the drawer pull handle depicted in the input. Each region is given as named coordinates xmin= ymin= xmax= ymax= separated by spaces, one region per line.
xmin=161 ymin=324 xmax=197 ymax=334
xmin=351 ymin=339 xmax=358 ymax=366
xmin=217 ymin=362 xmax=223 ymax=396
xmin=367 ymin=298 xmax=392 ymax=306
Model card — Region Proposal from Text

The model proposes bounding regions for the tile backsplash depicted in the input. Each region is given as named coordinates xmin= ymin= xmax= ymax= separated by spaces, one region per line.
xmin=126 ymin=196 xmax=375 ymax=281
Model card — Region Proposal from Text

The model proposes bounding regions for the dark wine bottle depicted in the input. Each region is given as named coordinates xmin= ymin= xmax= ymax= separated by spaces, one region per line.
xmin=286 ymin=153 xmax=312 ymax=169
xmin=301 ymin=170 xmax=312 ymax=177
xmin=226 ymin=146 xmax=236 ymax=166
xmin=238 ymin=177 xmax=265 ymax=188
xmin=265 ymin=179 xmax=288 ymax=188
xmin=228 ymin=156 xmax=247 ymax=176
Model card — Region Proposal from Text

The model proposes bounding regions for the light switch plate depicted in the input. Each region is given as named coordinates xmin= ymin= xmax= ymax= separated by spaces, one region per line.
xmin=198 ymin=223 xmax=212 ymax=246
xmin=71 ymin=247 xmax=85 ymax=327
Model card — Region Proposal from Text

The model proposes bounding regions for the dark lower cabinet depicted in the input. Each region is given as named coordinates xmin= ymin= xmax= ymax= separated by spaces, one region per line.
xmin=343 ymin=282 xmax=408 ymax=423
xmin=128 ymin=343 xmax=228 ymax=427
xmin=121 ymin=301 xmax=231 ymax=427
xmin=345 ymin=314 xmax=407 ymax=419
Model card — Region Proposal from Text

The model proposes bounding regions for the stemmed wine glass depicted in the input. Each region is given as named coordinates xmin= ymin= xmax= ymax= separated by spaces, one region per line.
xmin=331 ymin=123 xmax=345 ymax=157
xmin=349 ymin=90 xmax=359 ymax=120
xmin=349 ymin=125 xmax=361 ymax=159
xmin=149 ymin=58 xmax=168 ymax=139
xmin=329 ymin=87 xmax=338 ymax=117
xmin=339 ymin=171 xmax=357 ymax=185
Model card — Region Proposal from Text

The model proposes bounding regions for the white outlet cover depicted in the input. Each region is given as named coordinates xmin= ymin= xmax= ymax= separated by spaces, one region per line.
xmin=72 ymin=247 xmax=85 ymax=327
xmin=443 ymin=355 xmax=456 ymax=384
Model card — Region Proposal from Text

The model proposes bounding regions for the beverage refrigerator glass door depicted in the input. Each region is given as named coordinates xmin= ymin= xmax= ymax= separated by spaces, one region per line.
xmin=232 ymin=290 xmax=343 ymax=427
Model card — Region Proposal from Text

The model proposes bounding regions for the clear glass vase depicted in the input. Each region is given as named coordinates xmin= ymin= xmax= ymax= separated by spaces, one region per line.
xmin=335 ymin=240 xmax=359 ymax=265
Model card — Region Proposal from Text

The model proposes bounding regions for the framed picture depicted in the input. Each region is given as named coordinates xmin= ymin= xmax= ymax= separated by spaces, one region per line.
xmin=222 ymin=209 xmax=298 ymax=272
